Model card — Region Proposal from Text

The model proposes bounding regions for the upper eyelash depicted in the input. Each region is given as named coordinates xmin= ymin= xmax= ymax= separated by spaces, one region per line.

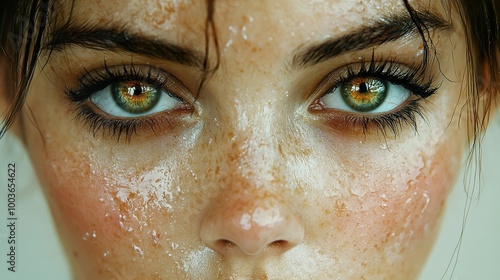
xmin=327 ymin=58 xmax=437 ymax=100
xmin=318 ymin=57 xmax=438 ymax=137
xmin=65 ymin=63 xmax=170 ymax=103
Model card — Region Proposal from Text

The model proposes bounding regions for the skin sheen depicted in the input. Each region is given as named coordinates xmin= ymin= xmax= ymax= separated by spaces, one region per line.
xmin=2 ymin=0 xmax=486 ymax=279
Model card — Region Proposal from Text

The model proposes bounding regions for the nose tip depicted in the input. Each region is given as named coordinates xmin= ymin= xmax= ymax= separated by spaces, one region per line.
xmin=200 ymin=203 xmax=304 ymax=256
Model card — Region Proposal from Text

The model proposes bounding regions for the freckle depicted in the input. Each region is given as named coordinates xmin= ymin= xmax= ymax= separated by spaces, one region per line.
xmin=278 ymin=143 xmax=284 ymax=157
xmin=251 ymin=46 xmax=261 ymax=53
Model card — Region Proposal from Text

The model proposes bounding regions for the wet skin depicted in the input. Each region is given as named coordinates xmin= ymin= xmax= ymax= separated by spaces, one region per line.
xmin=2 ymin=0 xmax=487 ymax=279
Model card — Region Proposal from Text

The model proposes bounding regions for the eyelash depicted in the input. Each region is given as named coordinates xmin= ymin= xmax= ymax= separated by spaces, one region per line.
xmin=65 ymin=64 xmax=183 ymax=141
xmin=315 ymin=58 xmax=437 ymax=137
xmin=65 ymin=58 xmax=437 ymax=141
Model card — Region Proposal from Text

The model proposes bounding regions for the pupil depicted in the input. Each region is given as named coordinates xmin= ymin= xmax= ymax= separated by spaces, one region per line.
xmin=358 ymin=82 xmax=368 ymax=93
xmin=133 ymin=85 xmax=142 ymax=96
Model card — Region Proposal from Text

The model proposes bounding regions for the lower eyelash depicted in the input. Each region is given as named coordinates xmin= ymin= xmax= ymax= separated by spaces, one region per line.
xmin=74 ymin=105 xmax=140 ymax=142
xmin=73 ymin=105 xmax=174 ymax=142
xmin=344 ymin=100 xmax=427 ymax=137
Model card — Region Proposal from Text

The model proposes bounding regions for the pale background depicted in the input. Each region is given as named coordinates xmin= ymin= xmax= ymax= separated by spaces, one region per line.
xmin=0 ymin=113 xmax=499 ymax=280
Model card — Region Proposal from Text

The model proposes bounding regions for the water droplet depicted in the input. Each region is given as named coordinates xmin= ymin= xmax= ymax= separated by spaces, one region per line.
xmin=133 ymin=245 xmax=144 ymax=256
xmin=82 ymin=232 xmax=90 ymax=241
xmin=356 ymin=5 xmax=365 ymax=12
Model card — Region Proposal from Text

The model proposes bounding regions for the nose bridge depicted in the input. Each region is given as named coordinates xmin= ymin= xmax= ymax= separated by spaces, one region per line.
xmin=199 ymin=121 xmax=304 ymax=256
xmin=230 ymin=132 xmax=281 ymax=183
xmin=216 ymin=97 xmax=285 ymax=182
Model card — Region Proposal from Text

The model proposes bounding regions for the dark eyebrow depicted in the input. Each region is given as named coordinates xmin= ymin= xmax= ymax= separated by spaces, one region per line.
xmin=43 ymin=24 xmax=204 ymax=68
xmin=292 ymin=11 xmax=452 ymax=67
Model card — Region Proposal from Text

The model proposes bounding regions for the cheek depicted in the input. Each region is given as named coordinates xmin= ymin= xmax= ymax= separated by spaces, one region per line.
xmin=35 ymin=147 xmax=123 ymax=265
xmin=343 ymin=151 xmax=453 ymax=247
xmin=29 ymin=136 xmax=203 ymax=277
xmin=309 ymin=138 xmax=463 ymax=275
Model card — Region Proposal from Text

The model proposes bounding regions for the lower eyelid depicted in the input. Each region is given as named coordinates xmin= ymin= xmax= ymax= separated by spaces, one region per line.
xmin=73 ymin=102 xmax=195 ymax=141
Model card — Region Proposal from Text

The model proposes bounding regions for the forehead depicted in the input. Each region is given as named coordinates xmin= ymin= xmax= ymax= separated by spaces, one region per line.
xmin=51 ymin=0 xmax=442 ymax=43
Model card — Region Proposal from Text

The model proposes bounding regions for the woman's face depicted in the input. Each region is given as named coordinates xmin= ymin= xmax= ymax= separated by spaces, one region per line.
xmin=18 ymin=0 xmax=471 ymax=278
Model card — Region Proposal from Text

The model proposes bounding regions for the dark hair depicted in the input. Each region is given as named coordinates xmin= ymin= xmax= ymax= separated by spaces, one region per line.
xmin=0 ymin=0 xmax=498 ymax=139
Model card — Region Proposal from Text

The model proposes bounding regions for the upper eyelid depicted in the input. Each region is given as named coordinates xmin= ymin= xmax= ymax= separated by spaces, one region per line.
xmin=65 ymin=64 xmax=190 ymax=102
xmin=316 ymin=60 xmax=434 ymax=95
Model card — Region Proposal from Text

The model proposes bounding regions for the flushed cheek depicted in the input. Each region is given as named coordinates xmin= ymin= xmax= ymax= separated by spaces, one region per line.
xmin=37 ymin=147 xmax=203 ymax=277
xmin=312 ymin=141 xmax=462 ymax=275
xmin=35 ymin=152 xmax=120 ymax=275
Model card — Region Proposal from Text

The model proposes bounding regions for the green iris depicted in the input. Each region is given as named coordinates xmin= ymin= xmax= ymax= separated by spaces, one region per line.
xmin=112 ymin=81 xmax=161 ymax=114
xmin=341 ymin=77 xmax=387 ymax=112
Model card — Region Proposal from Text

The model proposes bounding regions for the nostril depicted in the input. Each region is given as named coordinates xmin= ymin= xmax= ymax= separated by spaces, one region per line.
xmin=213 ymin=239 xmax=291 ymax=255
xmin=200 ymin=200 xmax=305 ymax=256
xmin=216 ymin=239 xmax=235 ymax=250
xmin=270 ymin=240 xmax=289 ymax=250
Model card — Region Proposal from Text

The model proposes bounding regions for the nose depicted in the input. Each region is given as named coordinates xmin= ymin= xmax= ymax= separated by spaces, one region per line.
xmin=200 ymin=185 xmax=304 ymax=256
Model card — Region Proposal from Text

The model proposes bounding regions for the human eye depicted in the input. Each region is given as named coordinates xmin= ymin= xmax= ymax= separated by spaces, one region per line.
xmin=90 ymin=81 xmax=182 ymax=117
xmin=309 ymin=59 xmax=438 ymax=136
xmin=65 ymin=64 xmax=194 ymax=141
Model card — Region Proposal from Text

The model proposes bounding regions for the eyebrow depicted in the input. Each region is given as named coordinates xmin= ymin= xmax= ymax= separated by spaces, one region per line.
xmin=292 ymin=11 xmax=452 ymax=67
xmin=43 ymin=11 xmax=451 ymax=70
xmin=43 ymin=24 xmax=205 ymax=68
